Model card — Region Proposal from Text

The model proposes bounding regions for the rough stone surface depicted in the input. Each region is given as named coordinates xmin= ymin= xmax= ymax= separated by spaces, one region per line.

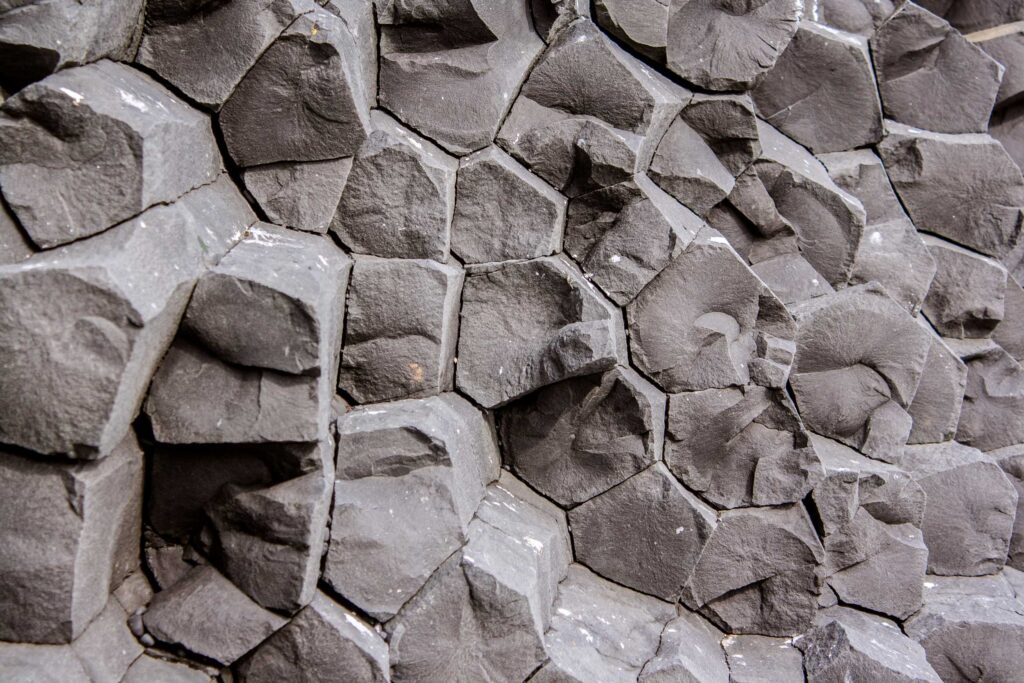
xmin=922 ymin=235 xmax=1008 ymax=338
xmin=649 ymin=116 xmax=736 ymax=215
xmin=953 ymin=338 xmax=1024 ymax=450
xmin=639 ymin=610 xmax=729 ymax=683
xmin=243 ymin=158 xmax=352 ymax=235
xmin=723 ymin=634 xmax=804 ymax=683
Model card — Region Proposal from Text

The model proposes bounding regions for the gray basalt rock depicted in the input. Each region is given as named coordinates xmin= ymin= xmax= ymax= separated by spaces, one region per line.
xmin=569 ymin=463 xmax=717 ymax=600
xmin=684 ymin=504 xmax=824 ymax=636
xmin=0 ymin=198 xmax=33 ymax=265
xmin=242 ymin=158 xmax=352 ymax=234
xmin=565 ymin=175 xmax=702 ymax=305
xmin=325 ymin=394 xmax=499 ymax=620
xmin=0 ymin=176 xmax=254 ymax=458
xmin=378 ymin=0 xmax=543 ymax=156
xmin=0 ymin=60 xmax=222 ymax=248
xmin=906 ymin=325 xmax=968 ymax=444
xmin=531 ymin=0 xmax=591 ymax=42
xmin=237 ymin=591 xmax=389 ymax=683
xmin=339 ymin=256 xmax=462 ymax=404
xmin=70 ymin=597 xmax=143 ymax=683
xmin=499 ymin=366 xmax=665 ymax=508
xmin=0 ymin=0 xmax=144 ymax=93
xmin=750 ymin=251 xmax=835 ymax=306
xmin=851 ymin=219 xmax=937 ymax=316
xmin=497 ymin=20 xmax=686 ymax=198
xmin=818 ymin=148 xmax=907 ymax=226
xmin=143 ymin=565 xmax=287 ymax=666
xmin=649 ymin=117 xmax=736 ymax=216
xmin=388 ymin=475 xmax=570 ymax=683
xmin=922 ymin=235 xmax=1008 ymax=338
xmin=789 ymin=284 xmax=931 ymax=459
xmin=811 ymin=0 xmax=901 ymax=36
xmin=952 ymin=338 xmax=1024 ymax=450
xmin=594 ymin=0 xmax=670 ymax=62
xmin=137 ymin=0 xmax=316 ymax=110
xmin=639 ymin=610 xmax=729 ymax=683
xmin=920 ymin=0 xmax=1024 ymax=32
xmin=871 ymin=2 xmax=1005 ymax=134
xmin=0 ymin=641 xmax=90 ymax=682
xmin=323 ymin=0 xmax=377 ymax=109
xmin=905 ymin=580 xmax=1024 ymax=683
xmin=990 ymin=444 xmax=1024 ymax=569
xmin=666 ymin=386 xmax=822 ymax=510
xmin=665 ymin=0 xmax=802 ymax=91
xmin=219 ymin=6 xmax=371 ymax=167
xmin=753 ymin=22 xmax=883 ymax=154
xmin=681 ymin=93 xmax=761 ymax=176
xmin=627 ymin=234 xmax=796 ymax=393
xmin=977 ymin=29 xmax=1024 ymax=110
xmin=330 ymin=111 xmax=457 ymax=261
xmin=0 ymin=435 xmax=142 ymax=644
xmin=991 ymin=103 xmax=1024 ymax=187
xmin=452 ymin=146 xmax=565 ymax=264
xmin=798 ymin=607 xmax=942 ymax=683
xmin=530 ymin=564 xmax=675 ymax=683
xmin=878 ymin=121 xmax=1024 ymax=259
xmin=903 ymin=441 xmax=1018 ymax=575
xmin=456 ymin=255 xmax=627 ymax=408
xmin=994 ymin=274 xmax=1024 ymax=361
xmin=124 ymin=656 xmax=212 ymax=683
xmin=722 ymin=634 xmax=804 ymax=683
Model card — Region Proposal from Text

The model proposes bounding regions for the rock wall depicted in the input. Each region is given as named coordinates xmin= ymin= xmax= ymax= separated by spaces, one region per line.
xmin=1 ymin=0 xmax=1024 ymax=681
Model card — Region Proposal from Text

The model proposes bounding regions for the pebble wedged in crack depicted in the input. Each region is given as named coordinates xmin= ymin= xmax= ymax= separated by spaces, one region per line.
xmin=324 ymin=394 xmax=499 ymax=620
xmin=649 ymin=116 xmax=736 ymax=216
xmin=499 ymin=365 xmax=665 ymax=507
xmin=752 ymin=22 xmax=883 ymax=154
xmin=878 ymin=121 xmax=1024 ymax=260
xmin=921 ymin=235 xmax=1008 ymax=338
xmin=0 ymin=176 xmax=254 ymax=458
xmin=902 ymin=441 xmax=1018 ymax=576
xmin=0 ymin=435 xmax=142 ymax=644
xmin=666 ymin=385 xmax=823 ymax=509
xmin=497 ymin=20 xmax=686 ymax=198
xmin=219 ymin=6 xmax=371 ymax=168
xmin=665 ymin=0 xmax=803 ymax=92
xmin=0 ymin=0 xmax=144 ymax=93
xmin=639 ymin=610 xmax=729 ymax=683
xmin=456 ymin=255 xmax=627 ymax=408
xmin=339 ymin=256 xmax=463 ymax=403
xmin=330 ymin=111 xmax=457 ymax=261
xmin=530 ymin=564 xmax=675 ymax=683
xmin=722 ymin=634 xmax=804 ymax=683
xmin=378 ymin=0 xmax=543 ymax=156
xmin=0 ymin=60 xmax=222 ymax=248
xmin=565 ymin=174 xmax=702 ymax=305
xmin=452 ymin=146 xmax=566 ymax=264
xmin=627 ymin=234 xmax=796 ymax=393
xmin=569 ymin=462 xmax=717 ymax=600
xmin=684 ymin=503 xmax=824 ymax=636
xmin=789 ymin=284 xmax=932 ymax=459
xmin=242 ymin=158 xmax=353 ymax=235
xmin=871 ymin=2 xmax=1005 ymax=134
xmin=798 ymin=607 xmax=942 ymax=683
xmin=236 ymin=591 xmax=389 ymax=683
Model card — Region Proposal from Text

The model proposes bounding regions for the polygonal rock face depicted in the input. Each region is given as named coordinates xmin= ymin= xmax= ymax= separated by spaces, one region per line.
xmin=236 ymin=592 xmax=389 ymax=683
xmin=953 ymin=340 xmax=1024 ymax=450
xmin=639 ymin=610 xmax=729 ymax=683
xmin=569 ymin=463 xmax=717 ymax=600
xmin=566 ymin=175 xmax=702 ymax=305
xmin=812 ymin=0 xmax=900 ymax=35
xmin=627 ymin=236 xmax=796 ymax=393
xmin=595 ymin=0 xmax=669 ymax=62
xmin=665 ymin=0 xmax=802 ymax=91
xmin=0 ymin=435 xmax=142 ymax=644
xmin=851 ymin=219 xmax=937 ymax=316
xmin=650 ymin=116 xmax=736 ymax=216
xmin=789 ymin=284 xmax=932 ymax=459
xmin=752 ymin=22 xmax=882 ymax=154
xmin=0 ymin=177 xmax=254 ymax=458
xmin=452 ymin=146 xmax=566 ymax=264
xmin=330 ymin=111 xmax=457 ymax=261
xmin=871 ymin=2 xmax=1005 ymax=135
xmin=499 ymin=366 xmax=666 ymax=507
xmin=0 ymin=60 xmax=222 ymax=248
xmin=991 ymin=445 xmax=1024 ymax=569
xmin=666 ymin=385 xmax=822 ymax=509
xmin=219 ymin=7 xmax=371 ymax=167
xmin=532 ymin=0 xmax=592 ymax=42
xmin=685 ymin=504 xmax=824 ymax=636
xmin=324 ymin=394 xmax=499 ymax=620
xmin=921 ymin=235 xmax=1008 ymax=339
xmin=906 ymin=326 xmax=968 ymax=444
xmin=243 ymin=158 xmax=353 ymax=235
xmin=498 ymin=20 xmax=686 ymax=197
xmin=723 ymin=634 xmax=805 ymax=683
xmin=456 ymin=255 xmax=627 ymax=408
xmin=339 ymin=256 xmax=463 ymax=403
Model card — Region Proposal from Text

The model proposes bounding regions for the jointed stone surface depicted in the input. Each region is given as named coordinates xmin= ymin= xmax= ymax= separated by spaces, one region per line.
xmin=243 ymin=158 xmax=352 ymax=235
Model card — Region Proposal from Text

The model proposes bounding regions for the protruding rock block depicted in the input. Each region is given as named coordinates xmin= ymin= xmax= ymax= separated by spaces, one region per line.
xmin=531 ymin=0 xmax=591 ymax=42
xmin=0 ymin=436 xmax=142 ymax=644
xmin=907 ymin=326 xmax=968 ymax=444
xmin=324 ymin=394 xmax=499 ymax=620
xmin=499 ymin=366 xmax=665 ymax=507
xmin=640 ymin=610 xmax=729 ymax=683
xmin=723 ymin=634 xmax=805 ymax=683
xmin=952 ymin=339 xmax=1024 ymax=450
xmin=331 ymin=111 xmax=457 ymax=261
xmin=595 ymin=0 xmax=669 ymax=61
xmin=339 ymin=256 xmax=463 ymax=403
xmin=812 ymin=0 xmax=901 ymax=36
xmin=70 ymin=597 xmax=143 ymax=683
xmin=569 ymin=463 xmax=717 ymax=600
xmin=242 ymin=158 xmax=352 ymax=234
xmin=0 ymin=177 xmax=254 ymax=458
xmin=123 ymin=655 xmax=212 ymax=683
xmin=922 ymin=235 xmax=1008 ymax=338
xmin=682 ymin=93 xmax=761 ymax=175
xmin=457 ymin=256 xmax=627 ymax=408
xmin=990 ymin=444 xmax=1024 ymax=569
xmin=649 ymin=116 xmax=736 ymax=215
xmin=0 ymin=60 xmax=222 ymax=248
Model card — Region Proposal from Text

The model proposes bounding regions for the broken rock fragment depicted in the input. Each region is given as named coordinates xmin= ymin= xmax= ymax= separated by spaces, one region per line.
xmin=456 ymin=256 xmax=627 ymax=408
xmin=0 ymin=198 xmax=32 ymax=265
xmin=649 ymin=117 xmax=736 ymax=216
xmin=906 ymin=326 xmax=967 ymax=444
xmin=990 ymin=444 xmax=1024 ymax=569
xmin=0 ymin=60 xmax=222 ymax=248
xmin=639 ymin=610 xmax=729 ymax=683
xmin=242 ymin=158 xmax=352 ymax=234
xmin=325 ymin=394 xmax=499 ymax=620
xmin=922 ymin=235 xmax=1008 ymax=338
xmin=531 ymin=0 xmax=591 ymax=42
xmin=812 ymin=0 xmax=901 ymax=36
xmin=339 ymin=256 xmax=462 ymax=403
xmin=499 ymin=365 xmax=666 ymax=507
xmin=331 ymin=111 xmax=457 ymax=261
xmin=124 ymin=656 xmax=212 ymax=683
xmin=594 ymin=0 xmax=670 ymax=62
xmin=723 ymin=634 xmax=804 ymax=683
xmin=952 ymin=338 xmax=1024 ymax=450
xmin=681 ymin=92 xmax=761 ymax=175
